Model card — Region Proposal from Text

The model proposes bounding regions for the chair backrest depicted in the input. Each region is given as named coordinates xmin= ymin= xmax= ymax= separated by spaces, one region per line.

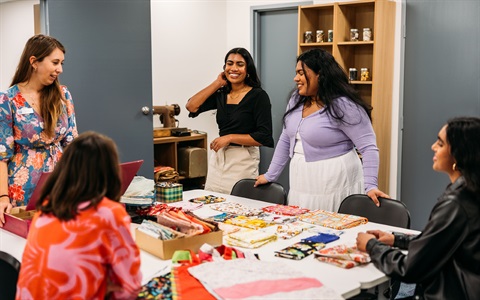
xmin=338 ymin=194 xmax=411 ymax=229
xmin=230 ymin=178 xmax=287 ymax=205
xmin=0 ymin=251 xmax=21 ymax=300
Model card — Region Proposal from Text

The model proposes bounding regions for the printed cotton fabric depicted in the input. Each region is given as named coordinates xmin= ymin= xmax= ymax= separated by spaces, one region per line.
xmin=314 ymin=245 xmax=371 ymax=269
xmin=16 ymin=197 xmax=142 ymax=299
xmin=298 ymin=209 xmax=368 ymax=230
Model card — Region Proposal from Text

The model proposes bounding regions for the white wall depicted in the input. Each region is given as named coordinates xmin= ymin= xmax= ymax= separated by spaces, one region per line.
xmin=0 ymin=0 xmax=402 ymax=197
xmin=0 ymin=0 xmax=38 ymax=91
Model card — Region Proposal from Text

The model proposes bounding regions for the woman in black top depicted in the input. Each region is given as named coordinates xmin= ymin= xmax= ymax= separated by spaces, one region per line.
xmin=356 ymin=116 xmax=480 ymax=299
xmin=186 ymin=47 xmax=274 ymax=193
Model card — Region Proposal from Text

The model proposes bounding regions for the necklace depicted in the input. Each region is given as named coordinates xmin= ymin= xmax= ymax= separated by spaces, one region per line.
xmin=229 ymin=86 xmax=249 ymax=101
xmin=20 ymin=83 xmax=41 ymax=108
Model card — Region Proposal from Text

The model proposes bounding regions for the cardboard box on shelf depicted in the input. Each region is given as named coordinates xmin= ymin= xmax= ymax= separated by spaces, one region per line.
xmin=135 ymin=228 xmax=223 ymax=260
xmin=4 ymin=207 xmax=35 ymax=238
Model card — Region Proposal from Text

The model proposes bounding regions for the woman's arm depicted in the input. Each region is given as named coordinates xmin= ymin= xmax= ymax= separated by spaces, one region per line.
xmin=186 ymin=72 xmax=226 ymax=113
xmin=0 ymin=161 xmax=13 ymax=226
xmin=365 ymin=199 xmax=467 ymax=282
xmin=60 ymin=86 xmax=78 ymax=147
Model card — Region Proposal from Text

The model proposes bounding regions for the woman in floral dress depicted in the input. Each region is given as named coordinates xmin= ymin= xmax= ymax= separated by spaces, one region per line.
xmin=0 ymin=34 xmax=77 ymax=225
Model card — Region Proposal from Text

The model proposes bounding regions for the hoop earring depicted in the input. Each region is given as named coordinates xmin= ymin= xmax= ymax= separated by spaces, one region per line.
xmin=452 ymin=163 xmax=457 ymax=171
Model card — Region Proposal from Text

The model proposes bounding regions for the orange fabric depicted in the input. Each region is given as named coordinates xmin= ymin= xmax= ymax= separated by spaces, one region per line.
xmin=16 ymin=197 xmax=142 ymax=300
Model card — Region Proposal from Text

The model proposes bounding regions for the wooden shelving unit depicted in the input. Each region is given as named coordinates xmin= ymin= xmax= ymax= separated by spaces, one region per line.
xmin=298 ymin=0 xmax=396 ymax=193
xmin=153 ymin=132 xmax=207 ymax=190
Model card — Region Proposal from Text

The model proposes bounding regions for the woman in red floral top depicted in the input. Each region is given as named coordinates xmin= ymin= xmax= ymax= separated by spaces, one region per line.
xmin=16 ymin=131 xmax=141 ymax=299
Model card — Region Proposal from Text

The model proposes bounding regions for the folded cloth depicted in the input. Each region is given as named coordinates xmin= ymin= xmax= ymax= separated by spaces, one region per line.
xmin=210 ymin=202 xmax=263 ymax=216
xmin=314 ymin=244 xmax=371 ymax=269
xmin=225 ymin=215 xmax=272 ymax=230
xmin=262 ymin=204 xmax=310 ymax=216
xmin=298 ymin=209 xmax=368 ymax=230
xmin=301 ymin=233 xmax=340 ymax=244
xmin=225 ymin=229 xmax=277 ymax=249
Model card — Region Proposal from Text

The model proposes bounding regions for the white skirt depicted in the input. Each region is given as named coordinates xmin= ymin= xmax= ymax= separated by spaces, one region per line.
xmin=288 ymin=148 xmax=364 ymax=212
xmin=204 ymin=146 xmax=260 ymax=194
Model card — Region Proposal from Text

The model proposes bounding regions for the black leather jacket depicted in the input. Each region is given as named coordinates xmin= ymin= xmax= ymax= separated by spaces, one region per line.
xmin=366 ymin=176 xmax=480 ymax=300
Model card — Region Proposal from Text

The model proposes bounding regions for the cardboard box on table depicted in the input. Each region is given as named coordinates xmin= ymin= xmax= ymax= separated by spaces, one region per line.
xmin=3 ymin=207 xmax=34 ymax=238
xmin=135 ymin=228 xmax=223 ymax=260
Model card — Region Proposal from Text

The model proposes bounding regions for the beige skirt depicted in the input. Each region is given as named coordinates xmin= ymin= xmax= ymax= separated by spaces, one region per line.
xmin=204 ymin=145 xmax=260 ymax=194
xmin=288 ymin=148 xmax=364 ymax=212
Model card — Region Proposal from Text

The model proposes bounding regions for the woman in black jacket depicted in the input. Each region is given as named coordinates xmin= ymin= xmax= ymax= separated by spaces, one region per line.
xmin=356 ymin=116 xmax=480 ymax=300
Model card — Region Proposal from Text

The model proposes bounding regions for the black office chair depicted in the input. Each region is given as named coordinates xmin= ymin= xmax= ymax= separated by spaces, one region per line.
xmin=0 ymin=251 xmax=21 ymax=300
xmin=338 ymin=194 xmax=411 ymax=229
xmin=230 ymin=178 xmax=287 ymax=205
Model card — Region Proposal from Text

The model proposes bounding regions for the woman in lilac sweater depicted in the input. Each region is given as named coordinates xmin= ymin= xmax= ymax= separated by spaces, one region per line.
xmin=255 ymin=49 xmax=388 ymax=212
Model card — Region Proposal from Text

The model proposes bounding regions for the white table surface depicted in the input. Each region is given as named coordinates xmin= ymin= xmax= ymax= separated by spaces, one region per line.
xmin=0 ymin=189 xmax=419 ymax=299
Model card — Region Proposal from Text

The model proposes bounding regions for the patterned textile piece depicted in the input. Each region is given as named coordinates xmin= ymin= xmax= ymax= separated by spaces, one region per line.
xmin=167 ymin=201 xmax=204 ymax=212
xmin=188 ymin=195 xmax=226 ymax=204
xmin=137 ymin=272 xmax=172 ymax=300
xmin=262 ymin=204 xmax=310 ymax=216
xmin=276 ymin=221 xmax=313 ymax=239
xmin=210 ymin=202 xmax=263 ymax=216
xmin=314 ymin=245 xmax=371 ymax=269
xmin=187 ymin=259 xmax=343 ymax=299
xmin=225 ymin=229 xmax=277 ymax=249
xmin=225 ymin=215 xmax=273 ymax=230
xmin=298 ymin=209 xmax=368 ymax=230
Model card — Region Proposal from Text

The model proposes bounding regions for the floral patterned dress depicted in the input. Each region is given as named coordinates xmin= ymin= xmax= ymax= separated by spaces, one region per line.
xmin=16 ymin=197 xmax=142 ymax=299
xmin=0 ymin=84 xmax=78 ymax=206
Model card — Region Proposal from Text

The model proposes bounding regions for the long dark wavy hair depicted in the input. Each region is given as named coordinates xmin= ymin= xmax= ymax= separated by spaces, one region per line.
xmin=37 ymin=131 xmax=122 ymax=221
xmin=283 ymin=48 xmax=371 ymax=125
xmin=221 ymin=47 xmax=261 ymax=93
xmin=446 ymin=116 xmax=480 ymax=194
xmin=11 ymin=34 xmax=66 ymax=138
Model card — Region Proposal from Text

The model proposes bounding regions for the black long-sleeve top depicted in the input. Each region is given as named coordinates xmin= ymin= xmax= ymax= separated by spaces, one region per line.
xmin=188 ymin=87 xmax=274 ymax=147
xmin=366 ymin=176 xmax=480 ymax=300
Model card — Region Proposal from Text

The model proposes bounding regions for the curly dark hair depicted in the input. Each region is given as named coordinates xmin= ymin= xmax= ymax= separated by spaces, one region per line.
xmin=283 ymin=48 xmax=371 ymax=125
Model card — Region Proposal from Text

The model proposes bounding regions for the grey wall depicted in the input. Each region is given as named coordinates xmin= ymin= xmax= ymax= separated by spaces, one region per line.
xmin=401 ymin=0 xmax=480 ymax=230
xmin=43 ymin=0 xmax=154 ymax=177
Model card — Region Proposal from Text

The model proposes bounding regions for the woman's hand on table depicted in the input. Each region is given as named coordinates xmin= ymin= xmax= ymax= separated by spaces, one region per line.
xmin=367 ymin=230 xmax=394 ymax=246
xmin=356 ymin=232 xmax=376 ymax=252
xmin=254 ymin=174 xmax=269 ymax=187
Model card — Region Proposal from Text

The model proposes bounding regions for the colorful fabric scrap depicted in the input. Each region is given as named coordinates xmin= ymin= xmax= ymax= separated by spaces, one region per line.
xmin=298 ymin=209 xmax=368 ymax=230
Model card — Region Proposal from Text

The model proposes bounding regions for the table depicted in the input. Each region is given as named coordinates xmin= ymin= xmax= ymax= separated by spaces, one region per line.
xmin=0 ymin=190 xmax=419 ymax=299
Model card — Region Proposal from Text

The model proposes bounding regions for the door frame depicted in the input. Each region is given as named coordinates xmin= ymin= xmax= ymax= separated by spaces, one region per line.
xmin=251 ymin=2 xmax=312 ymax=68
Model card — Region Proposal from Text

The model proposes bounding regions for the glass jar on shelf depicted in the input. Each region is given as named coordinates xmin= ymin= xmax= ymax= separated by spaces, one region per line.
xmin=304 ymin=31 xmax=313 ymax=43
xmin=349 ymin=68 xmax=358 ymax=81
xmin=316 ymin=30 xmax=324 ymax=43
xmin=350 ymin=29 xmax=359 ymax=41
xmin=327 ymin=30 xmax=333 ymax=42
xmin=361 ymin=68 xmax=370 ymax=81
xmin=363 ymin=28 xmax=372 ymax=41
